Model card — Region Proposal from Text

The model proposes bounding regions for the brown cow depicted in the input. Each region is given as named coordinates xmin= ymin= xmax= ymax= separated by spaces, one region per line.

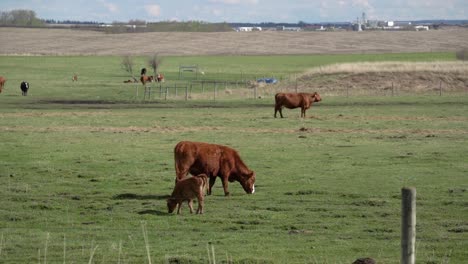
xmin=140 ymin=75 xmax=154 ymax=85
xmin=174 ymin=141 xmax=255 ymax=196
xmin=274 ymin=92 xmax=322 ymax=118
xmin=72 ymin=74 xmax=78 ymax=82
xmin=167 ymin=174 xmax=208 ymax=214
xmin=0 ymin=76 xmax=6 ymax=93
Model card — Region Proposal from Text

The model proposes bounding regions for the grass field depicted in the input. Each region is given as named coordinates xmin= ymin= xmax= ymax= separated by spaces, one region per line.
xmin=1 ymin=54 xmax=467 ymax=263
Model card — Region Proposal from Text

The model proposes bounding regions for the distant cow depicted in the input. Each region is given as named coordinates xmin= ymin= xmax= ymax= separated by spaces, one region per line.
xmin=167 ymin=174 xmax=208 ymax=214
xmin=140 ymin=75 xmax=154 ymax=85
xmin=174 ymin=141 xmax=256 ymax=196
xmin=156 ymin=73 xmax=164 ymax=82
xmin=20 ymin=81 xmax=29 ymax=96
xmin=274 ymin=92 xmax=322 ymax=118
xmin=0 ymin=76 xmax=6 ymax=93
xmin=72 ymin=74 xmax=78 ymax=82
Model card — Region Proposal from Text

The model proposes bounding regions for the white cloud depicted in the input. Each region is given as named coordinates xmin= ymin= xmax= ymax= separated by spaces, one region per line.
xmin=146 ymin=4 xmax=161 ymax=17
xmin=99 ymin=0 xmax=118 ymax=13
xmin=352 ymin=0 xmax=372 ymax=9
xmin=212 ymin=8 xmax=223 ymax=16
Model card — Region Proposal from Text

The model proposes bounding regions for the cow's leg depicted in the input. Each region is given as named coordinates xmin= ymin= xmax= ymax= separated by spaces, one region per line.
xmin=188 ymin=200 xmax=194 ymax=214
xmin=279 ymin=107 xmax=284 ymax=118
xmin=274 ymin=105 xmax=279 ymax=118
xmin=197 ymin=195 xmax=204 ymax=214
xmin=208 ymin=176 xmax=216 ymax=195
xmin=176 ymin=202 xmax=182 ymax=214
xmin=221 ymin=177 xmax=230 ymax=196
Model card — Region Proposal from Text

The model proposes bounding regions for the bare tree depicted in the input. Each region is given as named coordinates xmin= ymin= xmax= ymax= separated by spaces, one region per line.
xmin=121 ymin=55 xmax=135 ymax=80
xmin=148 ymin=53 xmax=163 ymax=76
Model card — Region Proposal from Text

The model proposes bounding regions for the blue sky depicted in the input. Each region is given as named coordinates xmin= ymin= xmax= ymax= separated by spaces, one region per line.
xmin=1 ymin=0 xmax=467 ymax=23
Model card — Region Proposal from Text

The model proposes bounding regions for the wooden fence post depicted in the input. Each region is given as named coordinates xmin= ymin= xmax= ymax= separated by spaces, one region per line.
xmin=295 ymin=74 xmax=298 ymax=93
xmin=439 ymin=81 xmax=442 ymax=96
xmin=401 ymin=187 xmax=416 ymax=264
xmin=214 ymin=82 xmax=217 ymax=101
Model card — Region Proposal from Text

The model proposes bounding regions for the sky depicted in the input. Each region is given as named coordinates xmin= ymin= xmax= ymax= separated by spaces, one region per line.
xmin=1 ymin=0 xmax=467 ymax=23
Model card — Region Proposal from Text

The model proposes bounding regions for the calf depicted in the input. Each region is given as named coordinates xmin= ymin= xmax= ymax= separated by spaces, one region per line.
xmin=20 ymin=81 xmax=29 ymax=96
xmin=167 ymin=174 xmax=208 ymax=214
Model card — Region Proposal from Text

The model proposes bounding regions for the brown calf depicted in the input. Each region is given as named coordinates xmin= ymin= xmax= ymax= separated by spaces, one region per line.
xmin=167 ymin=174 xmax=208 ymax=214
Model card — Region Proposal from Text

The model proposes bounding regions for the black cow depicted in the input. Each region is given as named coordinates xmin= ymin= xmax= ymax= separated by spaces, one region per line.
xmin=20 ymin=81 xmax=29 ymax=96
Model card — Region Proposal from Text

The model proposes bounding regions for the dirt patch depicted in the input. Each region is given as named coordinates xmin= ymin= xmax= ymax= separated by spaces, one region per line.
xmin=1 ymin=27 xmax=467 ymax=55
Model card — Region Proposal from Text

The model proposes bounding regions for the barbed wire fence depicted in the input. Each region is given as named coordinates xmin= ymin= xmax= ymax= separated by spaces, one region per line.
xmin=135 ymin=76 xmax=468 ymax=102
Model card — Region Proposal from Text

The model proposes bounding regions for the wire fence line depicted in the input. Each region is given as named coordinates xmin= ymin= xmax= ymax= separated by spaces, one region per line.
xmin=134 ymin=78 xmax=468 ymax=101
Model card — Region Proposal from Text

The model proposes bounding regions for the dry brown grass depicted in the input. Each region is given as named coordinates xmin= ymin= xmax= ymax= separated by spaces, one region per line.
xmin=306 ymin=61 xmax=468 ymax=75
xmin=286 ymin=61 xmax=468 ymax=95
xmin=1 ymin=27 xmax=468 ymax=55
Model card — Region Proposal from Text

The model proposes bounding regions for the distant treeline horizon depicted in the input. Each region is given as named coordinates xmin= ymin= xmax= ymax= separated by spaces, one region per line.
xmin=1 ymin=9 xmax=467 ymax=32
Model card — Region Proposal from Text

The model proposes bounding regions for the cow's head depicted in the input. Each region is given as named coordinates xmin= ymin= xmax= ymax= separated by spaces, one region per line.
xmin=312 ymin=92 xmax=322 ymax=102
xmin=167 ymin=198 xmax=177 ymax=213
xmin=239 ymin=171 xmax=256 ymax=194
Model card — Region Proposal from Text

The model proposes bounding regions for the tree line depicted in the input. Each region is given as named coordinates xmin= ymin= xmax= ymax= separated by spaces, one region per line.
xmin=0 ymin=9 xmax=44 ymax=27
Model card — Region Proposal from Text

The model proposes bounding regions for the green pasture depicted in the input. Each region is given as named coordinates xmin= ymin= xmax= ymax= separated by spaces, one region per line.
xmin=0 ymin=54 xmax=467 ymax=263
xmin=0 ymin=52 xmax=455 ymax=95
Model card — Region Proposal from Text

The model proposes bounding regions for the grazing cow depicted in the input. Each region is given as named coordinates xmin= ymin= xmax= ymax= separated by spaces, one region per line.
xmin=0 ymin=76 xmax=6 ymax=93
xmin=167 ymin=174 xmax=208 ymax=214
xmin=274 ymin=92 xmax=322 ymax=118
xmin=140 ymin=75 xmax=154 ymax=85
xmin=174 ymin=141 xmax=256 ymax=196
xmin=156 ymin=73 xmax=164 ymax=82
xmin=20 ymin=81 xmax=29 ymax=96
xmin=72 ymin=74 xmax=78 ymax=82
